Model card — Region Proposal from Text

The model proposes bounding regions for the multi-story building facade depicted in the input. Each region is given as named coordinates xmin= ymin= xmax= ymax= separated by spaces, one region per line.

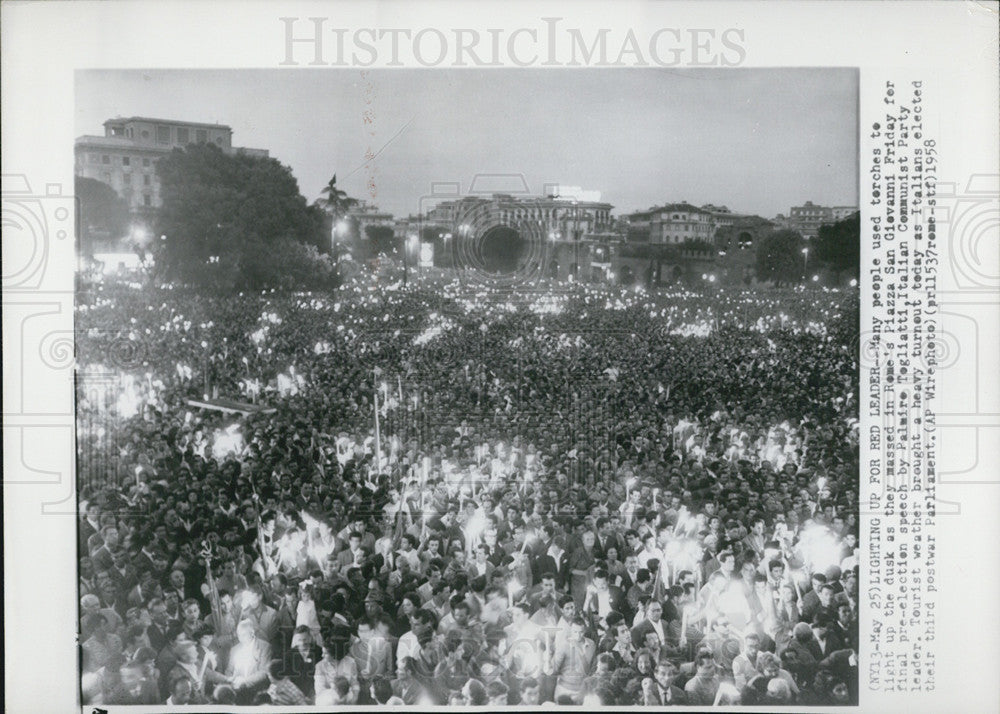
xmin=420 ymin=193 xmax=614 ymax=240
xmin=75 ymin=117 xmax=269 ymax=215
xmin=784 ymin=201 xmax=858 ymax=238
xmin=347 ymin=200 xmax=395 ymax=233
xmin=625 ymin=203 xmax=719 ymax=245
xmin=831 ymin=205 xmax=860 ymax=221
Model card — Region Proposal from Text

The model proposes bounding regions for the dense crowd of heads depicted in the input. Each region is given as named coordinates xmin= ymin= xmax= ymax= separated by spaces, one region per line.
xmin=77 ymin=271 xmax=859 ymax=706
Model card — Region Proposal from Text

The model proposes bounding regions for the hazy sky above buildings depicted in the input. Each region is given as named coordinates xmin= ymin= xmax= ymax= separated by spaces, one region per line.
xmin=77 ymin=68 xmax=858 ymax=218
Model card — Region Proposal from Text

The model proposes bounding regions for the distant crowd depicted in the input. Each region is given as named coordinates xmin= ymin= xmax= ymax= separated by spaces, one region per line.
xmin=77 ymin=274 xmax=859 ymax=706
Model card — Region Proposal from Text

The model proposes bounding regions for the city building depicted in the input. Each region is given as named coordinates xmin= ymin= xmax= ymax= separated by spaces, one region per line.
xmin=783 ymin=201 xmax=858 ymax=238
xmin=75 ymin=117 xmax=269 ymax=215
xmin=623 ymin=203 xmax=717 ymax=245
xmin=347 ymin=200 xmax=395 ymax=233
xmin=420 ymin=192 xmax=614 ymax=240
xmin=393 ymin=192 xmax=613 ymax=280
xmin=618 ymin=201 xmax=779 ymax=287
xmin=831 ymin=205 xmax=860 ymax=221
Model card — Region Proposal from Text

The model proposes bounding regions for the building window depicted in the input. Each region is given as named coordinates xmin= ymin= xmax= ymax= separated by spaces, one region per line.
xmin=141 ymin=130 xmax=150 ymax=139
xmin=102 ymin=155 xmax=110 ymax=164
xmin=156 ymin=125 xmax=170 ymax=143
xmin=214 ymin=136 xmax=223 ymax=145
xmin=196 ymin=129 xmax=207 ymax=143
xmin=176 ymin=128 xmax=189 ymax=144
xmin=122 ymin=156 xmax=130 ymax=166
xmin=143 ymin=158 xmax=151 ymax=167
xmin=123 ymin=173 xmax=132 ymax=185
xmin=143 ymin=194 xmax=152 ymax=207
xmin=143 ymin=174 xmax=151 ymax=186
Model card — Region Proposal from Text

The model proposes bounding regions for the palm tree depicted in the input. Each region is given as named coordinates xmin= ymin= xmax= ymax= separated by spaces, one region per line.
xmin=317 ymin=174 xmax=358 ymax=272
xmin=318 ymin=174 xmax=358 ymax=222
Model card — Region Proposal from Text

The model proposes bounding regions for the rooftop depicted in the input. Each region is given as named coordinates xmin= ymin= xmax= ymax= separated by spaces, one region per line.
xmin=628 ymin=202 xmax=712 ymax=217
xmin=104 ymin=116 xmax=233 ymax=131
xmin=432 ymin=193 xmax=612 ymax=208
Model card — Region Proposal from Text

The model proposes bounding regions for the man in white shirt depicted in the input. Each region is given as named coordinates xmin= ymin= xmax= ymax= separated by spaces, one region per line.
xmin=637 ymin=534 xmax=662 ymax=571
xmin=732 ymin=632 xmax=763 ymax=689
xmin=396 ymin=609 xmax=433 ymax=672
xmin=504 ymin=603 xmax=545 ymax=680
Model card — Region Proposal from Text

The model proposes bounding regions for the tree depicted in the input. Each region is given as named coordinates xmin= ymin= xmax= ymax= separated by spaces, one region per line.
xmin=244 ymin=236 xmax=337 ymax=290
xmin=813 ymin=212 xmax=860 ymax=282
xmin=364 ymin=224 xmax=397 ymax=257
xmin=302 ymin=203 xmax=332 ymax=254
xmin=626 ymin=227 xmax=650 ymax=243
xmin=154 ymin=143 xmax=329 ymax=290
xmin=755 ymin=229 xmax=806 ymax=286
xmin=317 ymin=174 xmax=358 ymax=226
xmin=75 ymin=177 xmax=129 ymax=257
xmin=315 ymin=174 xmax=360 ymax=271
xmin=679 ymin=238 xmax=714 ymax=254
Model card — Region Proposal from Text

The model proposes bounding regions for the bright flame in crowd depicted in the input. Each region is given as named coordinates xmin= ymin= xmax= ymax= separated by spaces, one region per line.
xmin=211 ymin=424 xmax=244 ymax=460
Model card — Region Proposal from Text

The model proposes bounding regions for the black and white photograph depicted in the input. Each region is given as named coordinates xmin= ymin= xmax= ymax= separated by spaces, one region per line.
xmin=4 ymin=3 xmax=1000 ymax=713
xmin=71 ymin=67 xmax=862 ymax=708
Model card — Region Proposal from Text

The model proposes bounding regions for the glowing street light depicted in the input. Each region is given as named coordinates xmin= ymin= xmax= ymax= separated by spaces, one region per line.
xmin=849 ymin=278 xmax=858 ymax=287
xmin=403 ymin=233 xmax=418 ymax=286
xmin=130 ymin=224 xmax=150 ymax=247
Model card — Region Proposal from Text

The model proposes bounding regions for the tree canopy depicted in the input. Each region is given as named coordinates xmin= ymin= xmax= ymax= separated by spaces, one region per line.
xmin=680 ymin=238 xmax=714 ymax=254
xmin=75 ymin=176 xmax=129 ymax=257
xmin=813 ymin=211 xmax=861 ymax=280
xmin=755 ymin=229 xmax=806 ymax=286
xmin=317 ymin=174 xmax=358 ymax=221
xmin=154 ymin=144 xmax=329 ymax=290
xmin=364 ymin=224 xmax=398 ymax=257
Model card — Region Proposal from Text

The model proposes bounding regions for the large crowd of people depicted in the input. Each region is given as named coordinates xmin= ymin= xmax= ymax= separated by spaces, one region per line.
xmin=76 ymin=269 xmax=859 ymax=706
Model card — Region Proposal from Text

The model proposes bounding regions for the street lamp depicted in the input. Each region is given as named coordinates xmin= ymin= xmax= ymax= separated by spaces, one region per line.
xmin=130 ymin=224 xmax=149 ymax=247
xmin=404 ymin=233 xmax=418 ymax=286
xmin=547 ymin=231 xmax=559 ymax=281
xmin=801 ymin=247 xmax=809 ymax=280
